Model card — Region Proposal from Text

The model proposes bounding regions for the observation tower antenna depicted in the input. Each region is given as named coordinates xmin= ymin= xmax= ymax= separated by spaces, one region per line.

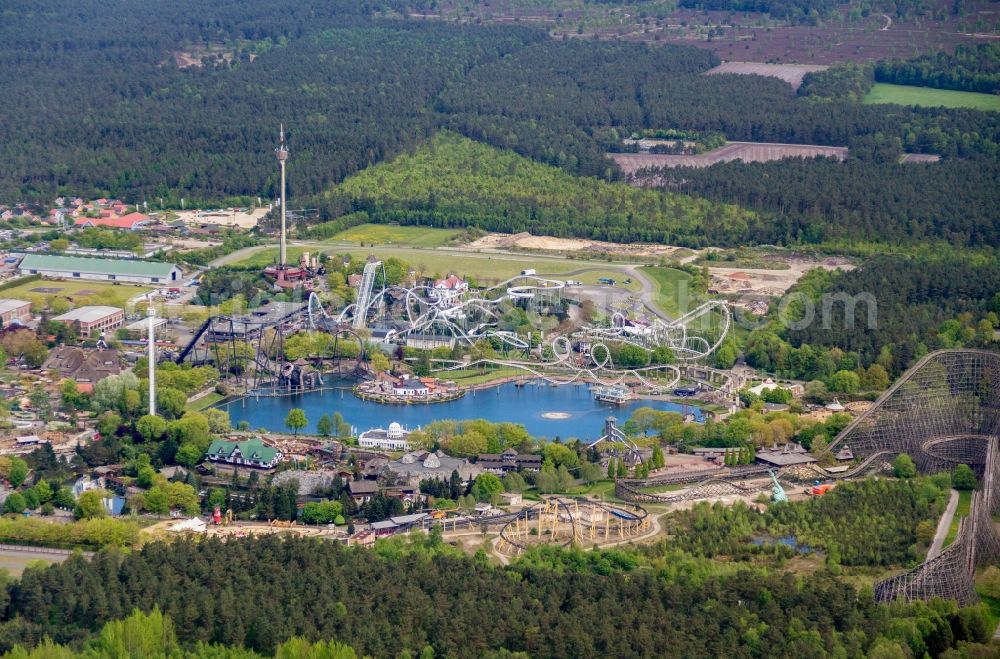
xmin=147 ymin=306 xmax=157 ymax=417
xmin=276 ymin=123 xmax=289 ymax=267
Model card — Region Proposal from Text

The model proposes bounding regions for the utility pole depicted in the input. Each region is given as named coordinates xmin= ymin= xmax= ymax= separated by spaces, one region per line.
xmin=148 ymin=307 xmax=157 ymax=416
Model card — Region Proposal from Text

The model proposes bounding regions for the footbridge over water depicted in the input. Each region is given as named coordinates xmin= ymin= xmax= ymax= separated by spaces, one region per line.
xmin=827 ymin=349 xmax=1000 ymax=605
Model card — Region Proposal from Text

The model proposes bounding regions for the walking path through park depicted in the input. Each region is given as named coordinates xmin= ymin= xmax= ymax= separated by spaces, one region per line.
xmin=926 ymin=489 xmax=959 ymax=561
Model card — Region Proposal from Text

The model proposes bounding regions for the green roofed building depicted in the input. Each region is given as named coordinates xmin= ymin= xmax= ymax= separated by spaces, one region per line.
xmin=205 ymin=438 xmax=283 ymax=470
xmin=18 ymin=254 xmax=181 ymax=285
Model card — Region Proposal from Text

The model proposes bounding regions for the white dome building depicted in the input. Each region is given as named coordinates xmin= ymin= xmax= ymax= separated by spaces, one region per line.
xmin=359 ymin=422 xmax=412 ymax=452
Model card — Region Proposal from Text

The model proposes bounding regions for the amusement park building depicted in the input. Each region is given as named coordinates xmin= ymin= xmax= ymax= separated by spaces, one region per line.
xmin=0 ymin=299 xmax=32 ymax=326
xmin=477 ymin=448 xmax=543 ymax=474
xmin=52 ymin=306 xmax=125 ymax=338
xmin=205 ymin=438 xmax=282 ymax=470
xmin=387 ymin=450 xmax=483 ymax=485
xmin=19 ymin=254 xmax=181 ymax=285
xmin=405 ymin=334 xmax=456 ymax=350
xmin=430 ymin=274 xmax=468 ymax=305
xmin=755 ymin=442 xmax=817 ymax=467
xmin=358 ymin=422 xmax=412 ymax=451
xmin=348 ymin=479 xmax=379 ymax=503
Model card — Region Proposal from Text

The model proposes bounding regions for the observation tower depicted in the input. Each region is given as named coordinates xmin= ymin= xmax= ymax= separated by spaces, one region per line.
xmin=263 ymin=124 xmax=307 ymax=287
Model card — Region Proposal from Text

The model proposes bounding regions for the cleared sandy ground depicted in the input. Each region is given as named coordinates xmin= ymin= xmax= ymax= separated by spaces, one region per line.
xmin=467 ymin=232 xmax=693 ymax=259
xmin=706 ymin=61 xmax=828 ymax=89
xmin=709 ymin=256 xmax=853 ymax=296
xmin=613 ymin=142 xmax=848 ymax=173
xmin=174 ymin=207 xmax=268 ymax=229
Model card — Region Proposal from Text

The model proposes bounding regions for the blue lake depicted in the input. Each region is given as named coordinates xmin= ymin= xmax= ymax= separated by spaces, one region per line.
xmin=218 ymin=382 xmax=704 ymax=440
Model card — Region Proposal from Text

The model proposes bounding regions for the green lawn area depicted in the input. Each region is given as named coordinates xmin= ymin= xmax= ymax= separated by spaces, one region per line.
xmin=186 ymin=391 xmax=225 ymax=412
xmin=637 ymin=482 xmax=687 ymax=495
xmin=328 ymin=223 xmax=462 ymax=247
xmin=977 ymin=590 xmax=1000 ymax=633
xmin=436 ymin=367 xmax=528 ymax=386
xmin=228 ymin=246 xmax=309 ymax=269
xmin=323 ymin=248 xmax=640 ymax=289
xmin=0 ymin=277 xmax=153 ymax=310
xmin=642 ymin=266 xmax=693 ymax=316
xmin=567 ymin=479 xmax=619 ymax=500
xmin=864 ymin=83 xmax=1000 ymax=112
xmin=943 ymin=489 xmax=973 ymax=547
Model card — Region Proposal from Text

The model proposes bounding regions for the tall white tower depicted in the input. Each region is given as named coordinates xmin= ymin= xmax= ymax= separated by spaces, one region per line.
xmin=147 ymin=307 xmax=157 ymax=417
xmin=276 ymin=124 xmax=289 ymax=267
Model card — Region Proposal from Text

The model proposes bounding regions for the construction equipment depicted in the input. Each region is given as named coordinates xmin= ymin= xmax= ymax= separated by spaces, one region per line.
xmin=808 ymin=481 xmax=834 ymax=496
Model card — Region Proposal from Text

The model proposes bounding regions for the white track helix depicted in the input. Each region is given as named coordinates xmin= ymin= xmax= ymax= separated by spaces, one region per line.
xmin=582 ymin=301 xmax=731 ymax=360
xmin=306 ymin=272 xmax=730 ymax=394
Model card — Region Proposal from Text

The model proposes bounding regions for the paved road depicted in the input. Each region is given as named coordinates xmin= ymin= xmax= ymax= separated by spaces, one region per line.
xmin=927 ymin=489 xmax=960 ymax=560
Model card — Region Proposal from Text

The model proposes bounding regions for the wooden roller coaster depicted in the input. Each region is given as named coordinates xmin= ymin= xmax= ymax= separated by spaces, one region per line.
xmin=495 ymin=497 xmax=649 ymax=556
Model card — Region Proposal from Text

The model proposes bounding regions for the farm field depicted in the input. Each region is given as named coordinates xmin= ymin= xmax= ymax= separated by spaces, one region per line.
xmin=613 ymin=142 xmax=848 ymax=174
xmin=0 ymin=278 xmax=153 ymax=311
xmin=328 ymin=224 xmax=463 ymax=248
xmin=863 ymin=83 xmax=1000 ymax=112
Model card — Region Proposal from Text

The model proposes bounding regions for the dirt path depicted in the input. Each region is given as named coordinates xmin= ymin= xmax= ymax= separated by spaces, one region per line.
xmin=880 ymin=13 xmax=893 ymax=31
xmin=927 ymin=489 xmax=959 ymax=560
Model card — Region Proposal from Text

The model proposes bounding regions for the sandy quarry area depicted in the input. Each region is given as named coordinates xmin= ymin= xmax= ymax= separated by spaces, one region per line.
xmin=709 ymin=256 xmax=853 ymax=296
xmin=467 ymin=232 xmax=693 ymax=259
xmin=174 ymin=207 xmax=269 ymax=229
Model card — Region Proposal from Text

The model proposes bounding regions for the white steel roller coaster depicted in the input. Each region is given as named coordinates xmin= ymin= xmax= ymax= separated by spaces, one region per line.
xmin=306 ymin=262 xmax=730 ymax=393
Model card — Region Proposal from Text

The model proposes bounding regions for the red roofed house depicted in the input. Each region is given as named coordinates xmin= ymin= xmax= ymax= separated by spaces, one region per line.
xmin=75 ymin=212 xmax=150 ymax=230
xmin=431 ymin=274 xmax=468 ymax=305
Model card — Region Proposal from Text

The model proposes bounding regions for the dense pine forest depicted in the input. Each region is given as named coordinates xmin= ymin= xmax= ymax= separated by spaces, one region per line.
xmin=328 ymin=132 xmax=759 ymax=247
xmin=741 ymin=254 xmax=1000 ymax=380
xmin=875 ymin=43 xmax=1000 ymax=94
xmin=0 ymin=0 xmax=1000 ymax=258
xmin=666 ymin=477 xmax=949 ymax=566
xmin=634 ymin=158 xmax=1000 ymax=247
xmin=0 ymin=535 xmax=994 ymax=657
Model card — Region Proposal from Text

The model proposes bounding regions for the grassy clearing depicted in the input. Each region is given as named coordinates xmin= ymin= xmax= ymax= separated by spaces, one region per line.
xmin=977 ymin=590 xmax=1000 ymax=633
xmin=437 ymin=367 xmax=528 ymax=387
xmin=328 ymin=223 xmax=462 ymax=248
xmin=864 ymin=83 xmax=1000 ymax=112
xmin=187 ymin=391 xmax=225 ymax=412
xmin=643 ymin=267 xmax=693 ymax=316
xmin=1 ymin=278 xmax=153 ymax=310
xmin=944 ymin=489 xmax=973 ymax=547
xmin=231 ymin=242 xmax=642 ymax=291
xmin=0 ymin=551 xmax=62 ymax=577
xmin=228 ymin=246 xmax=309 ymax=269
xmin=567 ymin=479 xmax=619 ymax=500
xmin=638 ymin=482 xmax=687 ymax=494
